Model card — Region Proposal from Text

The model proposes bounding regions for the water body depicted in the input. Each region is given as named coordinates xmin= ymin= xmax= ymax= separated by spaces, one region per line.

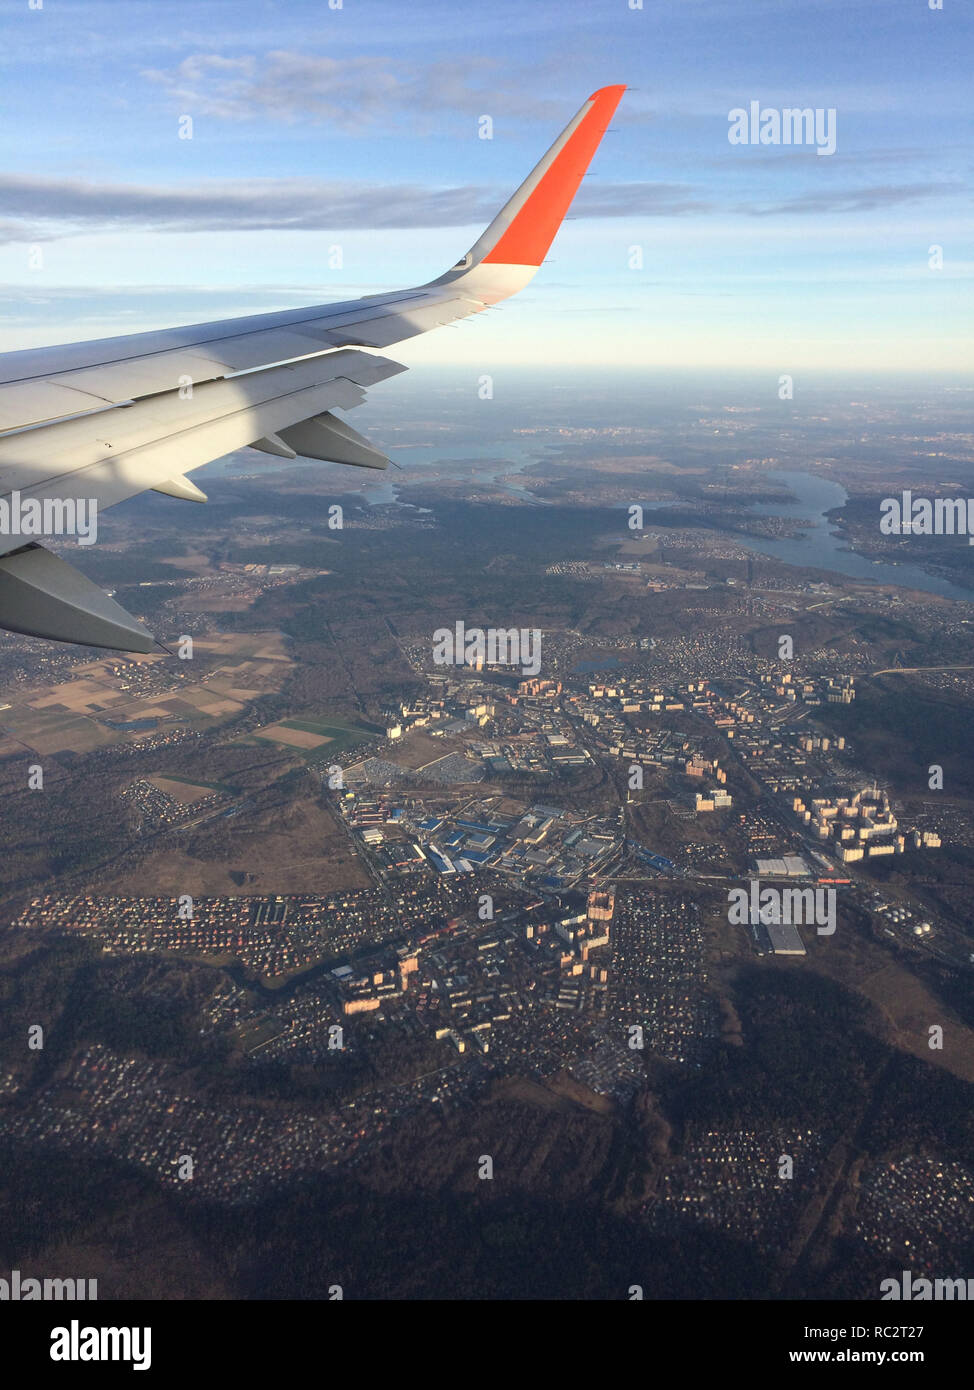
xmin=361 ymin=444 xmax=548 ymax=507
xmin=372 ymin=462 xmax=973 ymax=597
xmin=719 ymin=470 xmax=973 ymax=602
xmin=199 ymin=441 xmax=542 ymax=507
xmin=207 ymin=441 xmax=971 ymax=600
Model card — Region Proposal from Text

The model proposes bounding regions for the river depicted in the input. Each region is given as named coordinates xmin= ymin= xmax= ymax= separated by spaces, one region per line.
xmin=720 ymin=470 xmax=973 ymax=602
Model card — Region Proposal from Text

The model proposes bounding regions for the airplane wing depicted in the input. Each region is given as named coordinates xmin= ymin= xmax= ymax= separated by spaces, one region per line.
xmin=0 ymin=84 xmax=625 ymax=652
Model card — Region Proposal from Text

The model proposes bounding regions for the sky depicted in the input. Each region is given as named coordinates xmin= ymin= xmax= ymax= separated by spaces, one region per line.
xmin=0 ymin=0 xmax=970 ymax=374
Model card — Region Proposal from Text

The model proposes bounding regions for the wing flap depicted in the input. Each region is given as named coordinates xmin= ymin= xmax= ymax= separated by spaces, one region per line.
xmin=45 ymin=352 xmax=238 ymax=404
xmin=152 ymin=476 xmax=208 ymax=502
xmin=0 ymin=543 xmax=156 ymax=652
xmin=279 ymin=412 xmax=390 ymax=470
xmin=0 ymin=379 xmax=118 ymax=433
xmin=0 ymin=350 xmax=406 ymax=554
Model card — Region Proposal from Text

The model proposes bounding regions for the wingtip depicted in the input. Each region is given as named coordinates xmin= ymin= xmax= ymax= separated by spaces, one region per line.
xmin=429 ymin=83 xmax=628 ymax=296
xmin=588 ymin=84 xmax=627 ymax=104
xmin=476 ymin=83 xmax=627 ymax=271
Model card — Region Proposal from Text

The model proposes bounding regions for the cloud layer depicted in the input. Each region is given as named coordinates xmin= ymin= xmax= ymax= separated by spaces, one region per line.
xmin=0 ymin=174 xmax=712 ymax=244
xmin=142 ymin=51 xmax=578 ymax=128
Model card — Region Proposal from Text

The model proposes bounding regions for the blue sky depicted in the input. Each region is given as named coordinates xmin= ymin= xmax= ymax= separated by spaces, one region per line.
xmin=0 ymin=0 xmax=970 ymax=372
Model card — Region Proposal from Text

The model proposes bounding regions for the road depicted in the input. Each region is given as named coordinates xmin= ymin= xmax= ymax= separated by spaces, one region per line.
xmin=871 ymin=664 xmax=974 ymax=676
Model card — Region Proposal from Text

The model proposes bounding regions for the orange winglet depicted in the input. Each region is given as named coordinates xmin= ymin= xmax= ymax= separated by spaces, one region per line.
xmin=482 ymin=84 xmax=626 ymax=268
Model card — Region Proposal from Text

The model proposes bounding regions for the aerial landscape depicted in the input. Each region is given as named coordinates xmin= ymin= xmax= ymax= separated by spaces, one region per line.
xmin=0 ymin=0 xmax=971 ymax=1358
